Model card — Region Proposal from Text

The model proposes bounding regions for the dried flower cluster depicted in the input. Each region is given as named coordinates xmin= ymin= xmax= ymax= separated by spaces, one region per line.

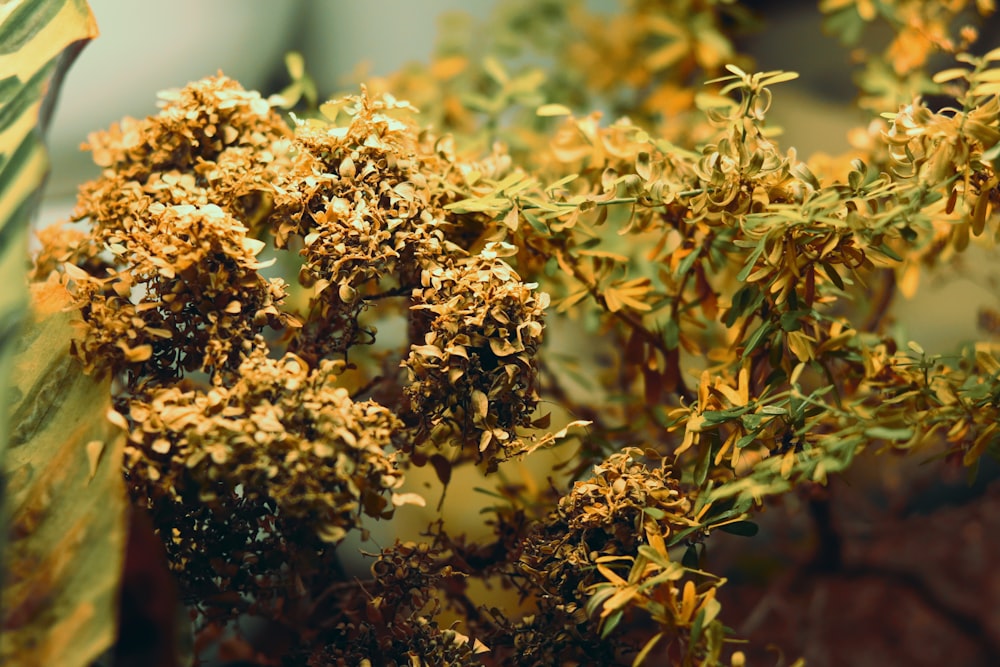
xmin=67 ymin=76 xmax=295 ymax=384
xmin=32 ymin=0 xmax=1000 ymax=664
xmin=80 ymin=74 xmax=291 ymax=213
xmin=309 ymin=540 xmax=486 ymax=666
xmin=506 ymin=448 xmax=719 ymax=664
xmin=269 ymin=93 xmax=444 ymax=361
xmin=520 ymin=449 xmax=696 ymax=604
xmin=69 ymin=203 xmax=289 ymax=383
xmin=403 ymin=245 xmax=548 ymax=463
xmin=42 ymin=71 xmax=557 ymax=653
xmin=125 ymin=348 xmax=407 ymax=544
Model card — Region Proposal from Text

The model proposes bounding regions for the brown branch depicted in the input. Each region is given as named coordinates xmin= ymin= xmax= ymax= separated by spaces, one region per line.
xmin=860 ymin=268 xmax=897 ymax=333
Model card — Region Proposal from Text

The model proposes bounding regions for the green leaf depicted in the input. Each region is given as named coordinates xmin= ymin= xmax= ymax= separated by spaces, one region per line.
xmin=482 ymin=55 xmax=509 ymax=85
xmin=701 ymin=596 xmax=722 ymax=627
xmin=863 ymin=426 xmax=914 ymax=441
xmin=725 ymin=285 xmax=755 ymax=326
xmin=681 ymin=544 xmax=700 ymax=569
xmin=736 ymin=430 xmax=759 ymax=449
xmin=0 ymin=2 xmax=101 ymax=663
xmin=522 ymin=210 xmax=549 ymax=234
xmin=601 ymin=609 xmax=624 ymax=638
xmin=779 ymin=310 xmax=804 ymax=332
xmin=0 ymin=0 xmax=68 ymax=56
xmin=982 ymin=140 xmax=1000 ymax=171
xmin=702 ymin=406 xmax=751 ymax=423
xmin=1 ymin=0 xmax=96 ymax=455
xmin=636 ymin=545 xmax=674 ymax=570
xmin=736 ymin=259 xmax=755 ymax=283
xmin=677 ymin=246 xmax=701 ymax=277
xmin=663 ymin=317 xmax=679 ymax=350
xmin=694 ymin=439 xmax=713 ymax=486
xmin=823 ymin=5 xmax=866 ymax=46
xmin=820 ymin=261 xmax=845 ymax=290
xmin=642 ymin=506 xmax=666 ymax=520
xmin=690 ymin=606 xmax=706 ymax=645
xmin=585 ymin=584 xmax=616 ymax=619
xmin=874 ymin=242 xmax=903 ymax=262
xmin=742 ymin=321 xmax=773 ymax=358
xmin=718 ymin=520 xmax=759 ymax=537
xmin=668 ymin=524 xmax=704 ymax=547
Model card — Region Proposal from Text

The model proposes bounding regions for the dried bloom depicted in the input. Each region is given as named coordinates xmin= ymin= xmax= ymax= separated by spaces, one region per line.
xmin=81 ymin=74 xmax=291 ymax=198
xmin=269 ymin=91 xmax=442 ymax=253
xmin=54 ymin=75 xmax=557 ymax=651
xmin=402 ymin=243 xmax=548 ymax=465
xmin=313 ymin=613 xmax=485 ymax=667
xmin=267 ymin=90 xmax=462 ymax=362
xmin=84 ymin=75 xmax=280 ymax=170
xmin=308 ymin=540 xmax=486 ymax=666
xmin=474 ymin=449 xmax=704 ymax=664
xmin=487 ymin=604 xmax=620 ymax=667
xmin=64 ymin=75 xmax=298 ymax=386
xmin=69 ymin=203 xmax=289 ymax=383
xmin=28 ymin=221 xmax=97 ymax=282
xmin=125 ymin=346 xmax=410 ymax=544
xmin=26 ymin=0 xmax=1000 ymax=662
xmin=76 ymin=74 xmax=292 ymax=228
xmin=519 ymin=448 xmax=696 ymax=602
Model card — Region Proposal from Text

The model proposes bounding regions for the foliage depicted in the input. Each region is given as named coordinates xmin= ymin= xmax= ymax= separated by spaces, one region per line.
xmin=12 ymin=0 xmax=1000 ymax=665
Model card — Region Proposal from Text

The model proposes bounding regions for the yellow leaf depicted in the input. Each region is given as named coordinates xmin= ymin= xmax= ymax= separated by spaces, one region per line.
xmin=604 ymin=287 xmax=623 ymax=313
xmin=537 ymin=103 xmax=572 ymax=117
xmin=971 ymin=82 xmax=1000 ymax=96
xmin=632 ymin=632 xmax=664 ymax=667
xmin=975 ymin=343 xmax=1000 ymax=375
xmin=84 ymin=441 xmax=104 ymax=481
xmin=602 ymin=585 xmax=640 ymax=617
xmin=675 ymin=413 xmax=705 ymax=456
xmin=643 ymin=515 xmax=668 ymax=558
xmin=780 ymin=449 xmax=796 ymax=479
xmin=786 ymin=330 xmax=816 ymax=362
xmin=932 ymin=67 xmax=970 ymax=84
xmin=679 ymin=580 xmax=697 ymax=623
xmin=715 ymin=383 xmax=744 ymax=407
xmin=647 ymin=40 xmax=689 ymax=72
xmin=471 ymin=389 xmax=489 ymax=420
xmin=596 ymin=563 xmax=629 ymax=587
xmin=430 ymin=55 xmax=468 ymax=80
xmin=556 ymin=289 xmax=590 ymax=312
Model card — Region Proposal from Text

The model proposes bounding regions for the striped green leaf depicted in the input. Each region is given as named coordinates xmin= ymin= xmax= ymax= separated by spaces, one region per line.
xmin=0 ymin=2 xmax=119 ymax=666
xmin=1 ymin=283 xmax=127 ymax=666
xmin=0 ymin=0 xmax=96 ymax=457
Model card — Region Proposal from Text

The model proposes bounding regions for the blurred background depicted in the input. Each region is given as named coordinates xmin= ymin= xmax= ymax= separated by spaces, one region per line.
xmin=43 ymin=0 xmax=490 ymax=209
